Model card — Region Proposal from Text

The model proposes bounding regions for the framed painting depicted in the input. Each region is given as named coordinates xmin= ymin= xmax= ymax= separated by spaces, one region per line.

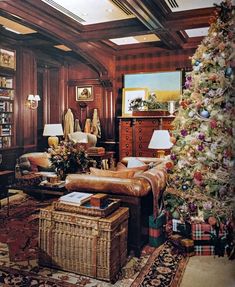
xmin=124 ymin=71 xmax=182 ymax=102
xmin=76 ymin=86 xmax=93 ymax=101
xmin=0 ymin=48 xmax=16 ymax=70
xmin=122 ymin=88 xmax=148 ymax=117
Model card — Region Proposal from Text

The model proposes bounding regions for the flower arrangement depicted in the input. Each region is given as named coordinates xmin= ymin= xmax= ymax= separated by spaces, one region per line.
xmin=48 ymin=141 xmax=89 ymax=179
xmin=128 ymin=94 xmax=168 ymax=111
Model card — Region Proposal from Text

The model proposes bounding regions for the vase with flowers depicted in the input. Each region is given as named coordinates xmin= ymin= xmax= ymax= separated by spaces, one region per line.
xmin=48 ymin=141 xmax=89 ymax=180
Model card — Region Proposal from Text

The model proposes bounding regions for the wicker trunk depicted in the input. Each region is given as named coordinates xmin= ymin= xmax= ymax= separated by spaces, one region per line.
xmin=39 ymin=206 xmax=129 ymax=282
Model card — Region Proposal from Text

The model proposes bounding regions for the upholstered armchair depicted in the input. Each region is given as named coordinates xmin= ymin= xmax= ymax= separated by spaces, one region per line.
xmin=68 ymin=131 xmax=97 ymax=148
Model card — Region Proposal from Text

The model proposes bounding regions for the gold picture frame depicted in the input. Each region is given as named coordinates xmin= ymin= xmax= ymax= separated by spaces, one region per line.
xmin=122 ymin=88 xmax=148 ymax=117
xmin=0 ymin=48 xmax=16 ymax=70
xmin=76 ymin=86 xmax=93 ymax=101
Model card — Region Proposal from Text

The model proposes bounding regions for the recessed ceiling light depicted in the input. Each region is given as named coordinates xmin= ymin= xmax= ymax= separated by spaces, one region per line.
xmin=82 ymin=12 xmax=88 ymax=16
xmin=4 ymin=27 xmax=21 ymax=34
xmin=54 ymin=44 xmax=72 ymax=51
xmin=106 ymin=8 xmax=113 ymax=13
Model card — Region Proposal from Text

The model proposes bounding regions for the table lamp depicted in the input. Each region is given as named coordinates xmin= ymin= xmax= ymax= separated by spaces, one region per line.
xmin=148 ymin=130 xmax=173 ymax=158
xmin=43 ymin=124 xmax=64 ymax=148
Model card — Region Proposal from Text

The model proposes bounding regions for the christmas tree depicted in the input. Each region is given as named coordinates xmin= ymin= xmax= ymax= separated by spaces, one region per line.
xmin=165 ymin=0 xmax=234 ymax=226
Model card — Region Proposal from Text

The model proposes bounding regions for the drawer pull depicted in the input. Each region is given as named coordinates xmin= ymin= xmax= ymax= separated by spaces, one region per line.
xmin=125 ymin=144 xmax=129 ymax=148
xmin=139 ymin=144 xmax=142 ymax=148
xmin=139 ymin=136 xmax=142 ymax=140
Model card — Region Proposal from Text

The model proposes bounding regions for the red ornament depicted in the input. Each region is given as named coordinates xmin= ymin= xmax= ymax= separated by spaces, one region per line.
xmin=165 ymin=161 xmax=174 ymax=170
xmin=194 ymin=171 xmax=202 ymax=181
xmin=180 ymin=100 xmax=188 ymax=109
xmin=210 ymin=119 xmax=217 ymax=128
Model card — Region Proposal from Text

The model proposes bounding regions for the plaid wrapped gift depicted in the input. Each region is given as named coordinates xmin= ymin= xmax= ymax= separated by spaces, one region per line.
xmin=149 ymin=212 xmax=166 ymax=247
xmin=191 ymin=223 xmax=226 ymax=256
xmin=194 ymin=245 xmax=215 ymax=256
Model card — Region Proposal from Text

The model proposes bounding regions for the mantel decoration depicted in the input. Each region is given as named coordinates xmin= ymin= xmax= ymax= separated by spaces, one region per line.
xmin=128 ymin=93 xmax=170 ymax=116
xmin=48 ymin=141 xmax=89 ymax=179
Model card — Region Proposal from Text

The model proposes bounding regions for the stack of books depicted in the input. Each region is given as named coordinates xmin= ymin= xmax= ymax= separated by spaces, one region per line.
xmin=59 ymin=192 xmax=93 ymax=206
xmin=87 ymin=147 xmax=105 ymax=156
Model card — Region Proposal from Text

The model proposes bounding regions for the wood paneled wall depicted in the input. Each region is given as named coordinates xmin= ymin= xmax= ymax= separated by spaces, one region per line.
xmin=115 ymin=49 xmax=195 ymax=108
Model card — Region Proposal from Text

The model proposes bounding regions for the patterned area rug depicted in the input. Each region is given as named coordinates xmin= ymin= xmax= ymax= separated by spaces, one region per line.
xmin=0 ymin=195 xmax=188 ymax=286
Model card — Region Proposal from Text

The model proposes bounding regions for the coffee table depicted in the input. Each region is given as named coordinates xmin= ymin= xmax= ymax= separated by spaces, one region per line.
xmin=7 ymin=179 xmax=67 ymax=216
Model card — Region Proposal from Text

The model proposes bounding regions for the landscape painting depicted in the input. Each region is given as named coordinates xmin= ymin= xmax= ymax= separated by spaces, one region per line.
xmin=124 ymin=71 xmax=182 ymax=102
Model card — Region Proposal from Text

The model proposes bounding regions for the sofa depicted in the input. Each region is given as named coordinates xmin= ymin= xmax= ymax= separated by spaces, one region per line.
xmin=17 ymin=132 xmax=97 ymax=175
xmin=65 ymin=157 xmax=168 ymax=256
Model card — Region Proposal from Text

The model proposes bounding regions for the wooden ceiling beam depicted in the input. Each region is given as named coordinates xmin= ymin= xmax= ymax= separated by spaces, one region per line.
xmin=120 ymin=0 xmax=185 ymax=49
xmin=0 ymin=0 xmax=109 ymax=77
xmin=166 ymin=8 xmax=214 ymax=31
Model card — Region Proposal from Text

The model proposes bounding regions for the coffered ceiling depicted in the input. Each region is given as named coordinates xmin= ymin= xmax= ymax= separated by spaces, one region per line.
xmin=0 ymin=0 xmax=231 ymax=67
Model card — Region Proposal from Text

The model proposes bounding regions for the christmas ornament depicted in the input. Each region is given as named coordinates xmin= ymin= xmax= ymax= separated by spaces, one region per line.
xmin=182 ymin=184 xmax=189 ymax=191
xmin=225 ymin=66 xmax=232 ymax=77
xmin=170 ymin=153 xmax=177 ymax=161
xmin=181 ymin=129 xmax=188 ymax=136
xmin=200 ymin=110 xmax=210 ymax=118
xmin=188 ymin=202 xmax=197 ymax=213
xmin=194 ymin=171 xmax=202 ymax=181
xmin=198 ymin=133 xmax=205 ymax=141
xmin=210 ymin=119 xmax=217 ymax=128
xmin=197 ymin=145 xmax=204 ymax=151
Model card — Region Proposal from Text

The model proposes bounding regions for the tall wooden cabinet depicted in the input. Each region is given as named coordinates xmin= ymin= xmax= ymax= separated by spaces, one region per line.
xmin=118 ymin=116 xmax=175 ymax=159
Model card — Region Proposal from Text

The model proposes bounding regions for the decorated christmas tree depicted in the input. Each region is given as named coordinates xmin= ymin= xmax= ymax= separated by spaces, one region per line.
xmin=165 ymin=0 xmax=234 ymax=229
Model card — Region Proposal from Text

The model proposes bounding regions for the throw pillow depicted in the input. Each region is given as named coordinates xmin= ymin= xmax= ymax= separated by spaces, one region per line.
xmin=116 ymin=162 xmax=148 ymax=172
xmin=127 ymin=158 xmax=146 ymax=168
xmin=28 ymin=153 xmax=52 ymax=170
xmin=19 ymin=157 xmax=31 ymax=171
xmin=90 ymin=167 xmax=135 ymax=178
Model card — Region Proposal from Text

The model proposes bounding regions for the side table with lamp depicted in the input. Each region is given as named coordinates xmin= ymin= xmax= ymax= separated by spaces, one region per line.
xmin=148 ymin=130 xmax=173 ymax=158
xmin=43 ymin=123 xmax=64 ymax=148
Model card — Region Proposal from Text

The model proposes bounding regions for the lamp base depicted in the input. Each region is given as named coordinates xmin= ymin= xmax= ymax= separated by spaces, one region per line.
xmin=48 ymin=136 xmax=59 ymax=148
xmin=157 ymin=150 xmax=166 ymax=158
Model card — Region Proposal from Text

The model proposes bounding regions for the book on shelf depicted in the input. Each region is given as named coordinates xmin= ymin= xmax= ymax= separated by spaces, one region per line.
xmin=59 ymin=191 xmax=93 ymax=205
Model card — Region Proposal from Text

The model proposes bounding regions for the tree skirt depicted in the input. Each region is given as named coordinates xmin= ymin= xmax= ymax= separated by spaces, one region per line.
xmin=0 ymin=195 xmax=188 ymax=287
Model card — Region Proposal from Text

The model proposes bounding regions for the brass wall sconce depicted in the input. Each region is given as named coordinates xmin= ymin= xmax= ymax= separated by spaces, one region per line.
xmin=26 ymin=94 xmax=41 ymax=110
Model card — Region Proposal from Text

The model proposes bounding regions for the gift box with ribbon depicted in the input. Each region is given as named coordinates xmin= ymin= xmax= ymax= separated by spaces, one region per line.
xmin=149 ymin=212 xmax=166 ymax=247
xmin=191 ymin=223 xmax=226 ymax=256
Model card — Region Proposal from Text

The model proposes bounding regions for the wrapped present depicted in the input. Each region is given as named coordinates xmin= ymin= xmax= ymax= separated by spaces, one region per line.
xmin=180 ymin=238 xmax=195 ymax=256
xmin=149 ymin=212 xmax=166 ymax=247
xmin=191 ymin=223 xmax=227 ymax=256
xmin=172 ymin=219 xmax=191 ymax=237
xmin=194 ymin=245 xmax=215 ymax=256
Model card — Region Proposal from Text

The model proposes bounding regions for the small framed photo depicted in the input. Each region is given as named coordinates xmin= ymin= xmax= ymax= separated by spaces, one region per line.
xmin=122 ymin=88 xmax=148 ymax=117
xmin=76 ymin=86 xmax=93 ymax=101
xmin=0 ymin=48 xmax=16 ymax=70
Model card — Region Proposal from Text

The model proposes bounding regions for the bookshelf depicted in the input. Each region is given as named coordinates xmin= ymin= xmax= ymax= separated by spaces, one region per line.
xmin=0 ymin=69 xmax=15 ymax=149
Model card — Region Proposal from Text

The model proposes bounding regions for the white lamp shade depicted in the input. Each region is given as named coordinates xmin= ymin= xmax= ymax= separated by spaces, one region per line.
xmin=27 ymin=94 xmax=34 ymax=101
xmin=34 ymin=94 xmax=41 ymax=101
xmin=148 ymin=130 xmax=173 ymax=149
xmin=43 ymin=124 xmax=64 ymax=136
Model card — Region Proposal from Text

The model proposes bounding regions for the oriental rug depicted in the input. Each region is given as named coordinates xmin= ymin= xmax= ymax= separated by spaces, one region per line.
xmin=0 ymin=194 xmax=188 ymax=287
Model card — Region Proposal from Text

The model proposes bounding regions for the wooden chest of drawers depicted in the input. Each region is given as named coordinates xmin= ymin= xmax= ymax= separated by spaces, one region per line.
xmin=118 ymin=116 xmax=174 ymax=160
